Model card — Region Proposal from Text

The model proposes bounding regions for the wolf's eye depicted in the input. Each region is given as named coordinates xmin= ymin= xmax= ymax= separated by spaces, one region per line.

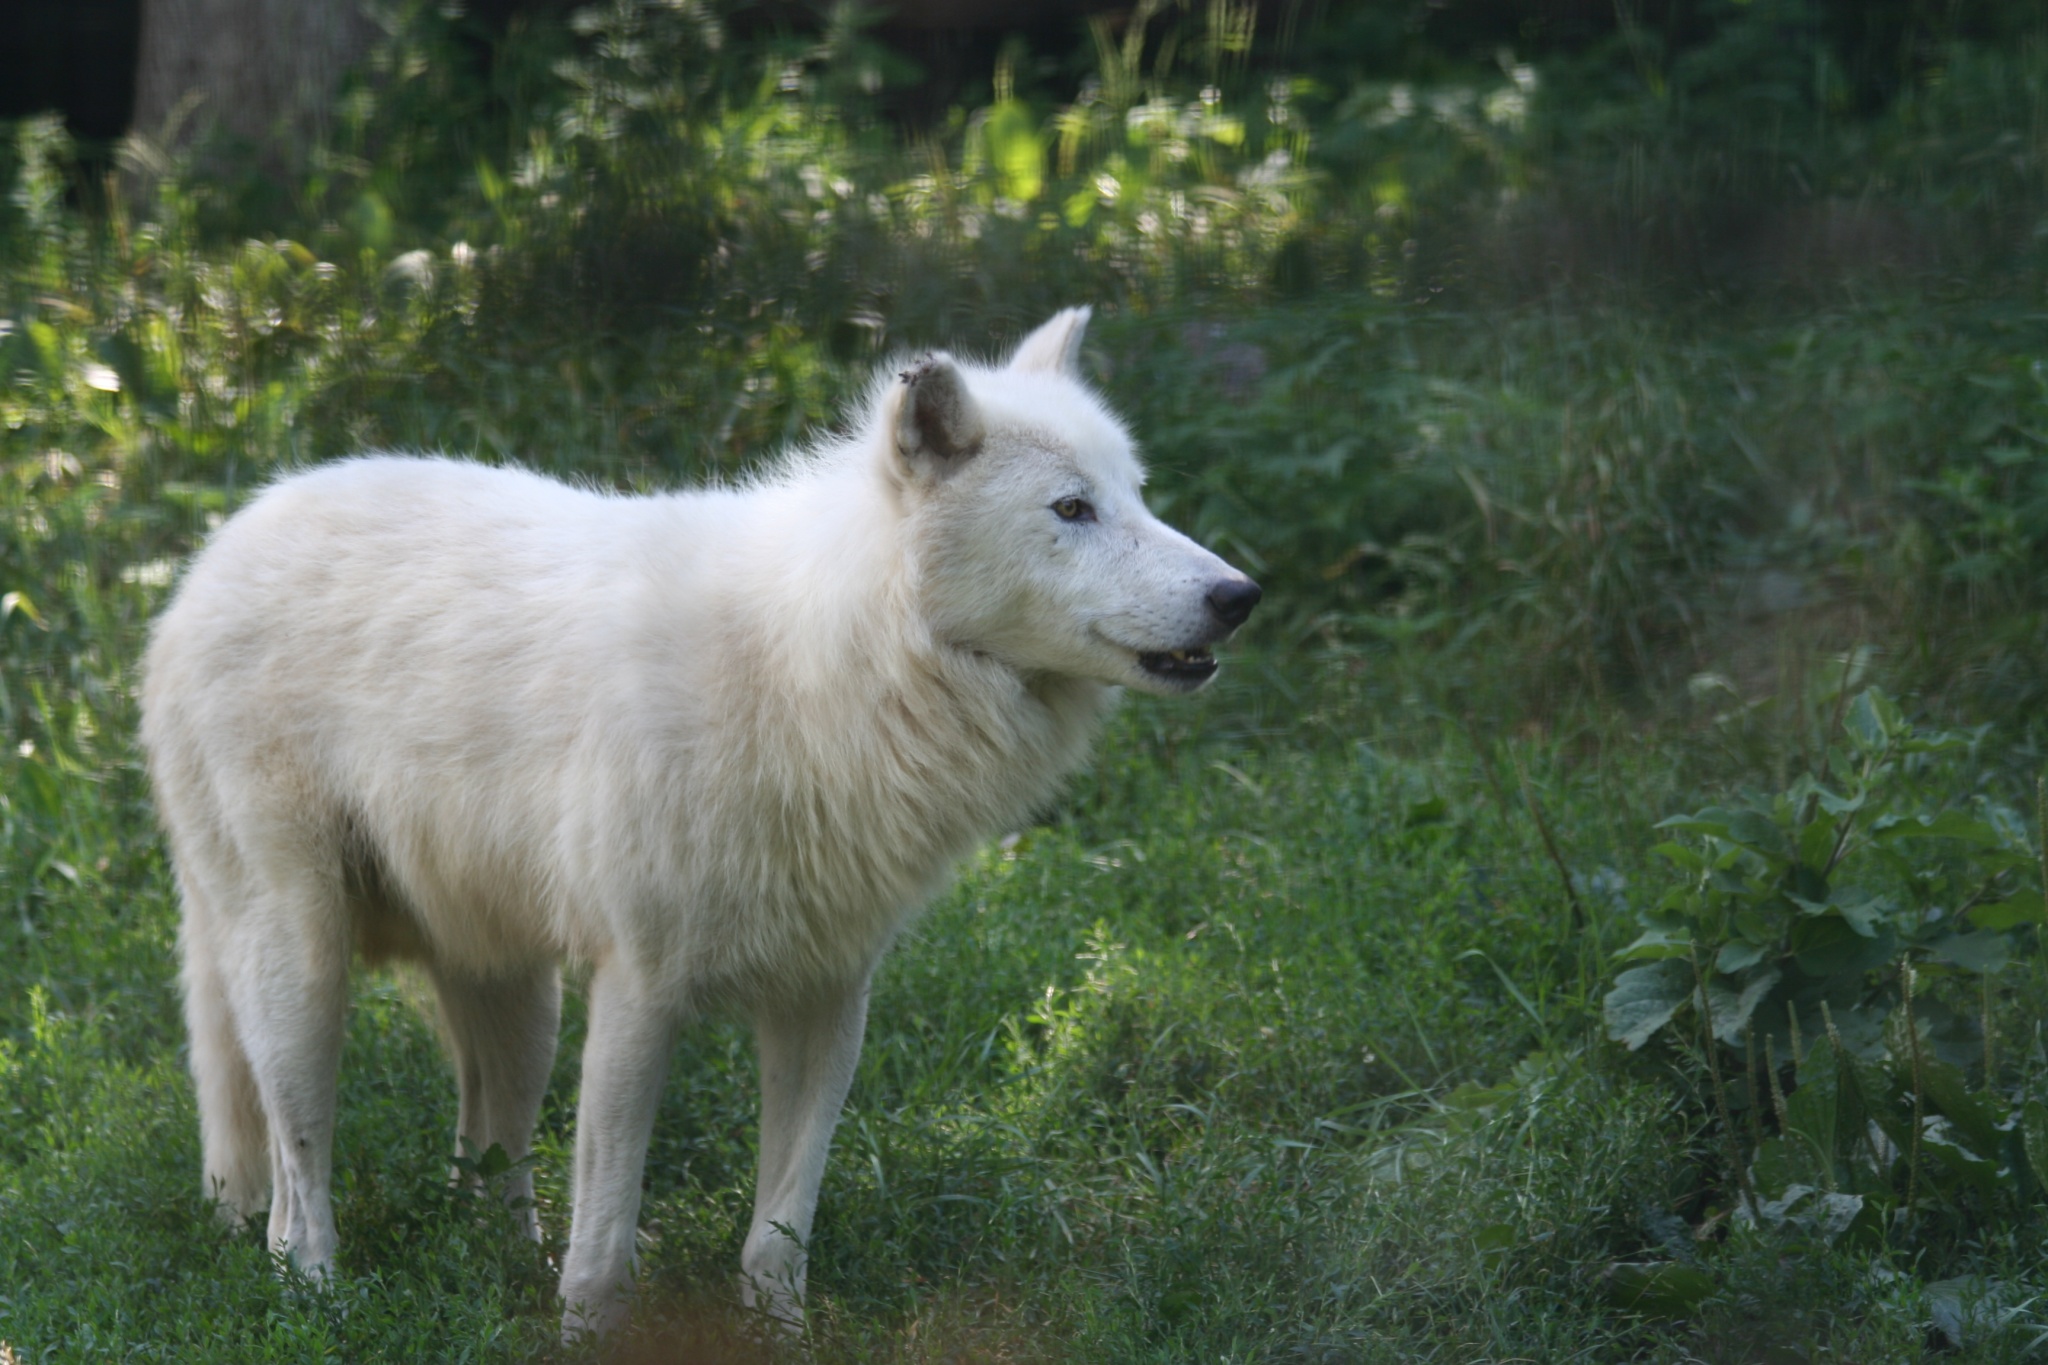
xmin=1052 ymin=496 xmax=1096 ymax=523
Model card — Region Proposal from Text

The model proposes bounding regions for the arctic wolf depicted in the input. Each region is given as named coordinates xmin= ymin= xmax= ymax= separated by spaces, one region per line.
xmin=140 ymin=308 xmax=1260 ymax=1335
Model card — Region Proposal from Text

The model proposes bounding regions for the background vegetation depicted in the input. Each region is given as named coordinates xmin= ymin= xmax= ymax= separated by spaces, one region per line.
xmin=5 ymin=0 xmax=2048 ymax=1358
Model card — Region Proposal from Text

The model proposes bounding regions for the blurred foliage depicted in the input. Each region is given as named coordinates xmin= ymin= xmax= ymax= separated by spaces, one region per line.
xmin=7 ymin=3 xmax=2048 ymax=1355
xmin=1608 ymin=673 xmax=2048 ymax=1264
xmin=5 ymin=0 xmax=2048 ymax=916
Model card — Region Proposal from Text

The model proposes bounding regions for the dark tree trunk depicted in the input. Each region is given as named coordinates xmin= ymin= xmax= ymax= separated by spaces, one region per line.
xmin=131 ymin=0 xmax=376 ymax=158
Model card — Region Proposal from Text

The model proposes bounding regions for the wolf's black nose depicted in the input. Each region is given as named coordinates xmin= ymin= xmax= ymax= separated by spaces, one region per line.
xmin=1207 ymin=577 xmax=1262 ymax=628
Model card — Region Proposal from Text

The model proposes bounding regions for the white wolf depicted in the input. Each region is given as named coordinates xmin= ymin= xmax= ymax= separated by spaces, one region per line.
xmin=139 ymin=308 xmax=1260 ymax=1335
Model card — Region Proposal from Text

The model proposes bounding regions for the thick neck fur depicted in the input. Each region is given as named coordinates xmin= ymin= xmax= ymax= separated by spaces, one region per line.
xmin=633 ymin=427 xmax=1111 ymax=996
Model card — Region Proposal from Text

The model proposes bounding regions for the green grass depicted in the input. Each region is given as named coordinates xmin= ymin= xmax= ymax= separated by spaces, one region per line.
xmin=8 ymin=3 xmax=2048 ymax=1360
xmin=7 ymin=677 xmax=2039 ymax=1361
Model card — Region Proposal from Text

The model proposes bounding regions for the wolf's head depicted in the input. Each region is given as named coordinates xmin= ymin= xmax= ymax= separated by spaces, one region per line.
xmin=883 ymin=308 xmax=1260 ymax=696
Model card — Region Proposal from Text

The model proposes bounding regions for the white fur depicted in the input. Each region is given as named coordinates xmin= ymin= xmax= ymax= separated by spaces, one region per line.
xmin=139 ymin=309 xmax=1257 ymax=1335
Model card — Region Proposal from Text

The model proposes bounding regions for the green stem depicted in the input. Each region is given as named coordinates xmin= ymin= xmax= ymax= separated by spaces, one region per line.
xmin=1693 ymin=944 xmax=1756 ymax=1217
xmin=1903 ymin=960 xmax=1924 ymax=1233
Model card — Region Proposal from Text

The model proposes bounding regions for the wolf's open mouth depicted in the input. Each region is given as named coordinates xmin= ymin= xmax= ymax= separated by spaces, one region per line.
xmin=1137 ymin=647 xmax=1218 ymax=684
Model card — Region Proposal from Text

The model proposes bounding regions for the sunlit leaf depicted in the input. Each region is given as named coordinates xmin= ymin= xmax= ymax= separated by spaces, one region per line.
xmin=1605 ymin=960 xmax=1691 ymax=1051
xmin=981 ymin=100 xmax=1045 ymax=202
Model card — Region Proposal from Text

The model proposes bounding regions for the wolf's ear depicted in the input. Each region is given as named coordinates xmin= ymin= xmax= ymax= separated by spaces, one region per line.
xmin=1007 ymin=307 xmax=1091 ymax=376
xmin=894 ymin=353 xmax=986 ymax=469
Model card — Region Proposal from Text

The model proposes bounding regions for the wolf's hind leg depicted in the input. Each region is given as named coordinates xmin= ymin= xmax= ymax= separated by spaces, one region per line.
xmin=217 ymin=864 xmax=352 ymax=1280
xmin=180 ymin=876 xmax=270 ymax=1223
xmin=431 ymin=963 xmax=562 ymax=1240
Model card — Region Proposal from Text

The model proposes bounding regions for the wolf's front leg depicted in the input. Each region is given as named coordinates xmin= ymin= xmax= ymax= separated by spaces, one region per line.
xmin=558 ymin=959 xmax=683 ymax=1340
xmin=742 ymin=972 xmax=873 ymax=1328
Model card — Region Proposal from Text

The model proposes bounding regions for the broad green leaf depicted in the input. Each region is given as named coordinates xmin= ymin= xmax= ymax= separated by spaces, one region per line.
xmin=1615 ymin=927 xmax=1692 ymax=962
xmin=1744 ymin=1178 xmax=1810 ymax=1219
xmin=1750 ymin=1137 xmax=1803 ymax=1193
xmin=1922 ymin=1121 xmax=2001 ymax=1199
xmin=1975 ymin=849 xmax=2036 ymax=876
xmin=1967 ymin=890 xmax=2045 ymax=931
xmin=1984 ymin=801 xmax=2033 ymax=848
xmin=1925 ymin=1276 xmax=2017 ymax=1350
xmin=1651 ymin=840 xmax=1706 ymax=870
xmin=1797 ymin=816 xmax=1837 ymax=872
xmin=1714 ymin=940 xmax=1768 ymax=973
xmin=1788 ymin=887 xmax=1891 ymax=937
xmin=1705 ymin=966 xmax=1781 ymax=1043
xmin=1814 ymin=786 xmax=1863 ymax=817
xmin=1919 ymin=810 xmax=2003 ymax=845
xmin=1733 ymin=909 xmax=1775 ymax=944
xmin=1604 ymin=960 xmax=1691 ymax=1051
xmin=1789 ymin=917 xmax=1898 ymax=977
xmin=1875 ymin=810 xmax=2002 ymax=845
xmin=1828 ymin=1004 xmax=1890 ymax=1061
xmin=1844 ymin=689 xmax=1887 ymax=751
xmin=1918 ymin=1056 xmax=2006 ymax=1157
xmin=1834 ymin=890 xmax=1893 ymax=937
xmin=1808 ymin=1191 xmax=1869 ymax=1245
xmin=1658 ymin=808 xmax=1736 ymax=838
xmin=1902 ymin=730 xmax=1975 ymax=754
xmin=1786 ymin=862 xmax=1829 ymax=904
xmin=1928 ymin=930 xmax=2012 ymax=974
xmin=1727 ymin=809 xmax=1788 ymax=859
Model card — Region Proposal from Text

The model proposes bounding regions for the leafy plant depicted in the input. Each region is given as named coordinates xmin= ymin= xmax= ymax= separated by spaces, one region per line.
xmin=1606 ymin=668 xmax=2048 ymax=1240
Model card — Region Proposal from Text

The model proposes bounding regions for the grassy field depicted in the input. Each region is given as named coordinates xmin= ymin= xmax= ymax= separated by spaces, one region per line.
xmin=7 ymin=4 xmax=2048 ymax=1360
